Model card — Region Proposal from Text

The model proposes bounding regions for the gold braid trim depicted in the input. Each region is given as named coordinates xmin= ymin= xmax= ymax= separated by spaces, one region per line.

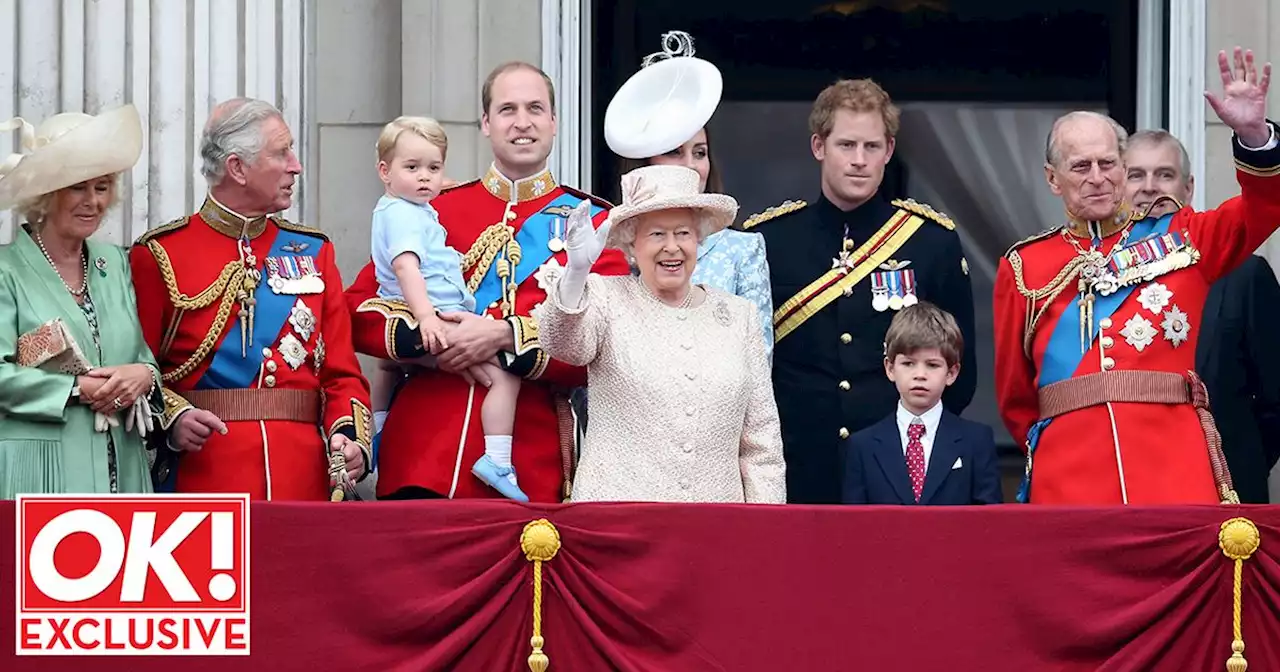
xmin=160 ymin=388 xmax=194 ymax=430
xmin=462 ymin=224 xmax=514 ymax=294
xmin=147 ymin=240 xmax=246 ymax=383
xmin=1006 ymin=249 xmax=1088 ymax=358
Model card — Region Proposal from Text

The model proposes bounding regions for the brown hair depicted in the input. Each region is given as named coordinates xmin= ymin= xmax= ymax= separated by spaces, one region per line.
xmin=808 ymin=78 xmax=900 ymax=141
xmin=376 ymin=116 xmax=448 ymax=163
xmin=617 ymin=126 xmax=725 ymax=195
xmin=481 ymin=62 xmax=557 ymax=117
xmin=883 ymin=301 xmax=963 ymax=368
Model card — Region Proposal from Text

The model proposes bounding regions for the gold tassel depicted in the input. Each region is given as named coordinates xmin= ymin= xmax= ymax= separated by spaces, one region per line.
xmin=522 ymin=519 xmax=561 ymax=672
xmin=1218 ymin=517 xmax=1260 ymax=672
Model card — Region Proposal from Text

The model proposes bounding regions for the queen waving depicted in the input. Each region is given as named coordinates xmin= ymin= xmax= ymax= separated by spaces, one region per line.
xmin=533 ymin=164 xmax=785 ymax=503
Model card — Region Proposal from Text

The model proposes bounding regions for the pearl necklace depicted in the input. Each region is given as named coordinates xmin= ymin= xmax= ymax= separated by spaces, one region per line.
xmin=34 ymin=232 xmax=89 ymax=297
xmin=636 ymin=276 xmax=694 ymax=309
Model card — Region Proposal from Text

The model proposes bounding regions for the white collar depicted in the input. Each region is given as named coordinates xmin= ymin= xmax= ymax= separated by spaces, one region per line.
xmin=896 ymin=399 xmax=943 ymax=437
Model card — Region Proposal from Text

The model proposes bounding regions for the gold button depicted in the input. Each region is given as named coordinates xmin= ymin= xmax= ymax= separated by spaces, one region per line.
xmin=1099 ymin=318 xmax=1113 ymax=329
xmin=262 ymin=347 xmax=272 ymax=358
xmin=1101 ymin=336 xmax=1114 ymax=349
xmin=838 ymin=427 xmax=850 ymax=440
xmin=489 ymin=302 xmax=498 ymax=309
xmin=264 ymin=375 xmax=276 ymax=387
xmin=843 ymin=238 xmax=854 ymax=251
xmin=840 ymin=333 xmax=852 ymax=344
xmin=839 ymin=380 xmax=851 ymax=391
xmin=1101 ymin=357 xmax=1115 ymax=371
xmin=505 ymin=210 xmax=517 ymax=220
xmin=266 ymin=360 xmax=277 ymax=373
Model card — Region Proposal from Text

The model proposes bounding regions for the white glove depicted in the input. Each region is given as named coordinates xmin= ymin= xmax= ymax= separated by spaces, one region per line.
xmin=558 ymin=200 xmax=612 ymax=309
xmin=94 ymin=412 xmax=120 ymax=433
xmin=125 ymin=397 xmax=155 ymax=438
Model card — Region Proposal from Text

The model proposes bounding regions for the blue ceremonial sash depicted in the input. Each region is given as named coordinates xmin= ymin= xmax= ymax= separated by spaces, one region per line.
xmin=1016 ymin=213 xmax=1175 ymax=502
xmin=471 ymin=193 xmax=605 ymax=312
xmin=196 ymin=229 xmax=327 ymax=390
xmin=1037 ymin=214 xmax=1173 ymax=387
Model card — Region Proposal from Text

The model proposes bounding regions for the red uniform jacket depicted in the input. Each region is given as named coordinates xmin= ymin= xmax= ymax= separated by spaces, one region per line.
xmin=130 ymin=197 xmax=373 ymax=501
xmin=994 ymin=125 xmax=1280 ymax=504
xmin=344 ymin=166 xmax=631 ymax=502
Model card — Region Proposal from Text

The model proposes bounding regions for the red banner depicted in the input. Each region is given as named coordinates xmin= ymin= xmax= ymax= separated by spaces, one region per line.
xmin=3 ymin=501 xmax=1278 ymax=671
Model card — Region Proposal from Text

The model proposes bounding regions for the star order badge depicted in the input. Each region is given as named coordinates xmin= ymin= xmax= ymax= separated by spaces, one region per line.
xmin=533 ymin=258 xmax=564 ymax=291
xmin=278 ymin=333 xmax=308 ymax=370
xmin=313 ymin=335 xmax=326 ymax=374
xmin=289 ymin=300 xmax=316 ymax=341
xmin=1161 ymin=305 xmax=1191 ymax=347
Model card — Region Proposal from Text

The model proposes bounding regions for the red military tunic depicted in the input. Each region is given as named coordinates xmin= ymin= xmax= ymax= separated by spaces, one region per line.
xmin=994 ymin=126 xmax=1280 ymax=504
xmin=130 ymin=197 xmax=373 ymax=501
xmin=345 ymin=165 xmax=630 ymax=502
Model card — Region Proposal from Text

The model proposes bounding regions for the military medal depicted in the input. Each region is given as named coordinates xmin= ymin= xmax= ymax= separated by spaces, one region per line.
xmin=266 ymin=255 xmax=324 ymax=294
xmin=901 ymin=269 xmax=918 ymax=307
xmin=870 ymin=272 xmax=890 ymax=312
xmin=289 ymin=300 xmax=316 ymax=341
xmin=278 ymin=333 xmax=308 ymax=370
xmin=548 ymin=217 xmax=565 ymax=253
xmin=313 ymin=335 xmax=326 ymax=374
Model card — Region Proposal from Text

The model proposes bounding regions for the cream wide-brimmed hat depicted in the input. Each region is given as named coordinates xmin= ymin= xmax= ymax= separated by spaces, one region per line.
xmin=0 ymin=104 xmax=143 ymax=211
xmin=604 ymin=164 xmax=738 ymax=249
xmin=604 ymin=31 xmax=723 ymax=160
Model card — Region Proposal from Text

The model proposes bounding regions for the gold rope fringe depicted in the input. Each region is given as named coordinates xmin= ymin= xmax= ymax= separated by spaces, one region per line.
xmin=1218 ymin=517 xmax=1261 ymax=672
xmin=521 ymin=519 xmax=561 ymax=672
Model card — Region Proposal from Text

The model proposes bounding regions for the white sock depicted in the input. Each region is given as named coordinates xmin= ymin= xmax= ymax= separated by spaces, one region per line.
xmin=485 ymin=435 xmax=513 ymax=467
xmin=374 ymin=410 xmax=388 ymax=434
xmin=484 ymin=435 xmax=517 ymax=487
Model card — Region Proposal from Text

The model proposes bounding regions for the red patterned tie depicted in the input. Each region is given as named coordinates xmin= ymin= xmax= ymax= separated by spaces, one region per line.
xmin=906 ymin=421 xmax=927 ymax=503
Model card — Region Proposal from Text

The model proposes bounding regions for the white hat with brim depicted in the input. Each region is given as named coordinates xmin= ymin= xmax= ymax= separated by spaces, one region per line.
xmin=0 ymin=104 xmax=143 ymax=211
xmin=604 ymin=32 xmax=723 ymax=160
xmin=605 ymin=164 xmax=739 ymax=249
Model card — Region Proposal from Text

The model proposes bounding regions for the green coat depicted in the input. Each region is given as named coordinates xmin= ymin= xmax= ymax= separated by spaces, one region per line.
xmin=0 ymin=228 xmax=161 ymax=496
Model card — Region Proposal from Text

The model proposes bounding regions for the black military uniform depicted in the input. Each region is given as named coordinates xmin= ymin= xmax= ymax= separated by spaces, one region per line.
xmin=746 ymin=193 xmax=976 ymax=504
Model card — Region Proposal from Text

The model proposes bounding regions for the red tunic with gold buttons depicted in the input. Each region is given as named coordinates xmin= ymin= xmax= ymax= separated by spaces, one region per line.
xmin=994 ymin=126 xmax=1280 ymax=504
xmin=345 ymin=166 xmax=631 ymax=502
xmin=130 ymin=197 xmax=373 ymax=501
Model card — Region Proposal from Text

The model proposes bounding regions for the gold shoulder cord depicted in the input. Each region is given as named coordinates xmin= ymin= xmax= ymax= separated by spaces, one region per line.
xmin=147 ymin=239 xmax=246 ymax=383
xmin=1006 ymin=249 xmax=1087 ymax=358
xmin=461 ymin=203 xmax=524 ymax=316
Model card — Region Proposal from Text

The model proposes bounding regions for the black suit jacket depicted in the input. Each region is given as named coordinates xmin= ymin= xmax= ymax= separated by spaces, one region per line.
xmin=1197 ymin=254 xmax=1280 ymax=503
xmin=842 ymin=411 xmax=1002 ymax=505
xmin=755 ymin=194 xmax=977 ymax=504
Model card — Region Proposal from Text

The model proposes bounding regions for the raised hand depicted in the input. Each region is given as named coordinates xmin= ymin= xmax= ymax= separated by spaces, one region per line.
xmin=564 ymin=200 xmax=611 ymax=272
xmin=1205 ymin=46 xmax=1272 ymax=147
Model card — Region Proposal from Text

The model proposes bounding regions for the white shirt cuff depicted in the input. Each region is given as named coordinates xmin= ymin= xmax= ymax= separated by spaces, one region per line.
xmin=1238 ymin=124 xmax=1278 ymax=151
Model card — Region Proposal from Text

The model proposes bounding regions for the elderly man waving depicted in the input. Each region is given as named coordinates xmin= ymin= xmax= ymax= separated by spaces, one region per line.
xmin=994 ymin=46 xmax=1280 ymax=505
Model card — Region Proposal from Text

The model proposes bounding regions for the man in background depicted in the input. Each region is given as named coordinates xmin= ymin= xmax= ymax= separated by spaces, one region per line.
xmin=1124 ymin=129 xmax=1280 ymax=503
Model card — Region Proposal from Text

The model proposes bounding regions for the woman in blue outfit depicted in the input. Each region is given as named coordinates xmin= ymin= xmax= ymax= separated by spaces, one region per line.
xmin=618 ymin=127 xmax=774 ymax=358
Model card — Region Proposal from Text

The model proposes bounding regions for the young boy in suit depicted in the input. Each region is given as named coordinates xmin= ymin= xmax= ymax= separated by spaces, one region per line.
xmin=842 ymin=302 xmax=1003 ymax=505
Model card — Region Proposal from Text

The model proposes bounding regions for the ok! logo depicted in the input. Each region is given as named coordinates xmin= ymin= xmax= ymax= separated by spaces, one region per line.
xmin=15 ymin=495 xmax=250 ymax=656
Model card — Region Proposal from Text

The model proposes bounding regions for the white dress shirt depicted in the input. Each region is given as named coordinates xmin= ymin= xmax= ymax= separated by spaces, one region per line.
xmin=895 ymin=400 xmax=943 ymax=468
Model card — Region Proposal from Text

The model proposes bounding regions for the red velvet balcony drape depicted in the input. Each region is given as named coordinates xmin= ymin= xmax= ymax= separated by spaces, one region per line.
xmin=3 ymin=501 xmax=1278 ymax=671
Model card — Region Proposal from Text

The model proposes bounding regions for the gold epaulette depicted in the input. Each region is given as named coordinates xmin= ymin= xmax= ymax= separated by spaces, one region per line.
xmin=741 ymin=200 xmax=807 ymax=230
xmin=133 ymin=216 xmax=189 ymax=246
xmin=273 ymin=217 xmax=330 ymax=242
xmin=1004 ymin=227 xmax=1061 ymax=258
xmin=892 ymin=198 xmax=955 ymax=230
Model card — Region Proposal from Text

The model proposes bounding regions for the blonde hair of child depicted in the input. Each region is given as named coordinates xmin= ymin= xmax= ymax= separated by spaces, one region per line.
xmin=376 ymin=116 xmax=448 ymax=163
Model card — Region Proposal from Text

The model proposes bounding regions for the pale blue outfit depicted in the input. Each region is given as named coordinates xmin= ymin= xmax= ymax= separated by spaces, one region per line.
xmin=371 ymin=195 xmax=475 ymax=312
xmin=690 ymin=229 xmax=774 ymax=360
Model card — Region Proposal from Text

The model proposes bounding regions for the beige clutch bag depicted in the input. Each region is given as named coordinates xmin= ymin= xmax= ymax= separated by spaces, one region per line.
xmin=15 ymin=318 xmax=92 ymax=375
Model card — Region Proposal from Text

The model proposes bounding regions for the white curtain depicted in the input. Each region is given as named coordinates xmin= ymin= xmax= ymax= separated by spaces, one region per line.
xmin=895 ymin=103 xmax=1106 ymax=441
xmin=895 ymin=102 xmax=1106 ymax=283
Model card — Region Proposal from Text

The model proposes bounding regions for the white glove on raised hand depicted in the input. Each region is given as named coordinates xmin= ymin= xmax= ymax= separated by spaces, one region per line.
xmin=558 ymin=200 xmax=612 ymax=309
xmin=564 ymin=200 xmax=611 ymax=272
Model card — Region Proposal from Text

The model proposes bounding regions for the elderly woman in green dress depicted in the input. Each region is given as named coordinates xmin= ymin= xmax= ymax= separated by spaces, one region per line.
xmin=0 ymin=104 xmax=162 ymax=496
